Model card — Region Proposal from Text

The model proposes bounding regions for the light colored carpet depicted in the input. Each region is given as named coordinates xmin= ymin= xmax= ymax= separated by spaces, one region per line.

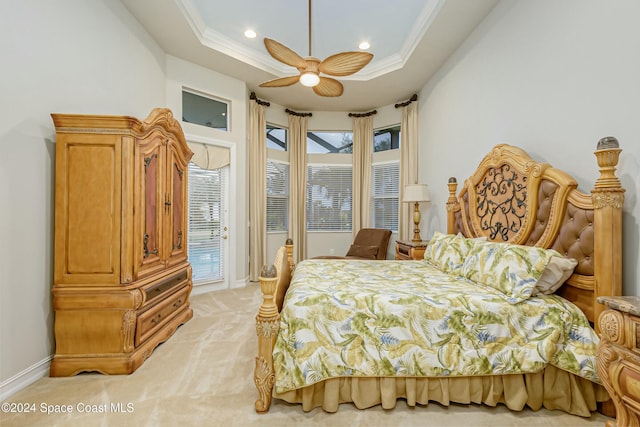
xmin=1 ymin=284 xmax=613 ymax=427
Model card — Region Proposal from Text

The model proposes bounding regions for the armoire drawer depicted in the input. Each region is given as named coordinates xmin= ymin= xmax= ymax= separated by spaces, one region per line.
xmin=135 ymin=285 xmax=189 ymax=345
xmin=143 ymin=269 xmax=189 ymax=306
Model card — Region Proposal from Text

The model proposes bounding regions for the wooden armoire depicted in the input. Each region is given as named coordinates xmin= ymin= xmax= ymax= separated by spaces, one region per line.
xmin=50 ymin=108 xmax=194 ymax=376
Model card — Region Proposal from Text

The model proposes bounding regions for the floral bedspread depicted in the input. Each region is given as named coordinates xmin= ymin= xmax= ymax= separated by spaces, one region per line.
xmin=273 ymin=259 xmax=600 ymax=394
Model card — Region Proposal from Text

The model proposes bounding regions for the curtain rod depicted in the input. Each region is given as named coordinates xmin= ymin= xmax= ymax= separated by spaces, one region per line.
xmin=348 ymin=110 xmax=377 ymax=118
xmin=394 ymin=94 xmax=418 ymax=108
xmin=249 ymin=92 xmax=270 ymax=107
xmin=285 ymin=108 xmax=312 ymax=117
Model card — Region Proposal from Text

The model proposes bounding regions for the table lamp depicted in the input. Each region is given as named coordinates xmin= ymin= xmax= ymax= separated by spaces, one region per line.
xmin=403 ymin=184 xmax=431 ymax=242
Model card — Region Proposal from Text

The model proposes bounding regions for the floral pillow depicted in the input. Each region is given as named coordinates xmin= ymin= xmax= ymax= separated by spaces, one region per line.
xmin=423 ymin=232 xmax=475 ymax=275
xmin=461 ymin=241 xmax=572 ymax=304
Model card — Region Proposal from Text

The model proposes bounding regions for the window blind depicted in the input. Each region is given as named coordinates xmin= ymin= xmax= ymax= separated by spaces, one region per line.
xmin=371 ymin=161 xmax=399 ymax=231
xmin=306 ymin=164 xmax=352 ymax=231
xmin=266 ymin=160 xmax=289 ymax=232
xmin=187 ymin=162 xmax=225 ymax=285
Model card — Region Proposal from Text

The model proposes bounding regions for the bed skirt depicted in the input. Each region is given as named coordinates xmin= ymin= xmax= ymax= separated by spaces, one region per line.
xmin=273 ymin=365 xmax=610 ymax=417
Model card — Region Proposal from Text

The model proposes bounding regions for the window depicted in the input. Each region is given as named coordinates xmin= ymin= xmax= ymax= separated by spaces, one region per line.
xmin=182 ymin=89 xmax=229 ymax=131
xmin=374 ymin=125 xmax=400 ymax=152
xmin=188 ymin=163 xmax=225 ymax=285
xmin=307 ymin=131 xmax=353 ymax=153
xmin=371 ymin=162 xmax=399 ymax=231
xmin=266 ymin=124 xmax=288 ymax=232
xmin=306 ymin=164 xmax=352 ymax=231
xmin=266 ymin=160 xmax=289 ymax=232
xmin=267 ymin=124 xmax=287 ymax=151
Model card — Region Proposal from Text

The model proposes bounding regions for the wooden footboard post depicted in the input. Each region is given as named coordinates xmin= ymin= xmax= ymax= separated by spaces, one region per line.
xmin=254 ymin=266 xmax=280 ymax=413
xmin=285 ymin=238 xmax=295 ymax=271
xmin=592 ymin=137 xmax=624 ymax=333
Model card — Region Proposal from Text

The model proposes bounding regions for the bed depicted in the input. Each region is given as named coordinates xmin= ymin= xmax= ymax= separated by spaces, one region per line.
xmin=254 ymin=140 xmax=625 ymax=416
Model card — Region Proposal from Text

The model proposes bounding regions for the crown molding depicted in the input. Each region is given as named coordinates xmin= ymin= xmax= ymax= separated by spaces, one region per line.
xmin=176 ymin=0 xmax=446 ymax=81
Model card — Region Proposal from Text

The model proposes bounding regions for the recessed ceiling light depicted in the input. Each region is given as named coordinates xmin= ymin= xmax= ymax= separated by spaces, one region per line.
xmin=359 ymin=41 xmax=370 ymax=50
xmin=244 ymin=29 xmax=257 ymax=39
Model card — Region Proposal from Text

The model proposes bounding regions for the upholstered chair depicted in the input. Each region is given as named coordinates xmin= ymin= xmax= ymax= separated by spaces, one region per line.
xmin=313 ymin=228 xmax=392 ymax=260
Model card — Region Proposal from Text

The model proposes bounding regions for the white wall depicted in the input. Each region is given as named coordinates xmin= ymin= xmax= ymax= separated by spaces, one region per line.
xmin=0 ymin=0 xmax=166 ymax=397
xmin=418 ymin=0 xmax=640 ymax=295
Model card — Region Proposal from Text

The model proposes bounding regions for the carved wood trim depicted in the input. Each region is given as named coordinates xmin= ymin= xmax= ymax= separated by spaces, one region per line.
xmin=599 ymin=309 xmax=624 ymax=344
xmin=254 ymin=356 xmax=275 ymax=412
xmin=256 ymin=317 xmax=280 ymax=338
xmin=593 ymin=191 xmax=625 ymax=209
xmin=122 ymin=310 xmax=136 ymax=353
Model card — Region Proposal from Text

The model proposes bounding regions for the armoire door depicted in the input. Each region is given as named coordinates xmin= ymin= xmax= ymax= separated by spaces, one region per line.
xmin=165 ymin=140 xmax=190 ymax=268
xmin=134 ymin=131 xmax=166 ymax=280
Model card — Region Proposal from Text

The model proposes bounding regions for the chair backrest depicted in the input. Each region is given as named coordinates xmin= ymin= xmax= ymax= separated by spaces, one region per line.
xmin=351 ymin=228 xmax=392 ymax=260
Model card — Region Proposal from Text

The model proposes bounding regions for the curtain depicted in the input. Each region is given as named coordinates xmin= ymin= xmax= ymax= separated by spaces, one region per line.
xmin=288 ymin=114 xmax=308 ymax=263
xmin=188 ymin=143 xmax=230 ymax=170
xmin=351 ymin=115 xmax=373 ymax=238
xmin=399 ymin=101 xmax=419 ymax=241
xmin=248 ymin=100 xmax=267 ymax=281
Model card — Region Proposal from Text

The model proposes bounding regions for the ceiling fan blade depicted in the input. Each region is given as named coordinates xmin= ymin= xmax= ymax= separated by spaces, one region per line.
xmin=318 ymin=52 xmax=374 ymax=76
xmin=313 ymin=77 xmax=343 ymax=97
xmin=264 ymin=38 xmax=308 ymax=69
xmin=259 ymin=75 xmax=301 ymax=88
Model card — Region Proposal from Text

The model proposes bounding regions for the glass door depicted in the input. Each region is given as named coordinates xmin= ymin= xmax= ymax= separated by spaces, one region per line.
xmin=187 ymin=162 xmax=228 ymax=289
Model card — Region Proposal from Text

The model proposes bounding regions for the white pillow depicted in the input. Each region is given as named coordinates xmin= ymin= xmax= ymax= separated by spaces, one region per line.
xmin=531 ymin=256 xmax=578 ymax=295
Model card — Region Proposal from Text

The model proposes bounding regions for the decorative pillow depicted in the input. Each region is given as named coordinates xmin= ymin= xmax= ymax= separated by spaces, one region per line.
xmin=423 ymin=232 xmax=455 ymax=261
xmin=461 ymin=241 xmax=562 ymax=304
xmin=423 ymin=232 xmax=475 ymax=275
xmin=346 ymin=244 xmax=378 ymax=259
xmin=531 ymin=255 xmax=578 ymax=295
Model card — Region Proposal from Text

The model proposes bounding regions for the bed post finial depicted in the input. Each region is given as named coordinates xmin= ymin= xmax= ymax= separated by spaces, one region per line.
xmin=594 ymin=137 xmax=623 ymax=191
xmin=446 ymin=177 xmax=459 ymax=235
xmin=592 ymin=137 xmax=624 ymax=332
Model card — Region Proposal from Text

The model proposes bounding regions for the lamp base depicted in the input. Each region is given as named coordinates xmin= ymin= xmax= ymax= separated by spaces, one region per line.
xmin=412 ymin=201 xmax=422 ymax=242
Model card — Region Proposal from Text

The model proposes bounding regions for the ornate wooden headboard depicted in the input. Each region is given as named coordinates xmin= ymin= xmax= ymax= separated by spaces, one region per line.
xmin=446 ymin=140 xmax=624 ymax=328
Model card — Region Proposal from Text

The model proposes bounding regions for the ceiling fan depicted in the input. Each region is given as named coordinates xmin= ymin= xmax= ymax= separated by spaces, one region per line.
xmin=258 ymin=0 xmax=373 ymax=97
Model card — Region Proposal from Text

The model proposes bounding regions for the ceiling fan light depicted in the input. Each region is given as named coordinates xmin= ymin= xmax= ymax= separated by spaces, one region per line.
xmin=299 ymin=71 xmax=320 ymax=87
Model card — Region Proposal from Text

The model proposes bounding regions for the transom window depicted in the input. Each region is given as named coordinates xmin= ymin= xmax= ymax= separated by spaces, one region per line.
xmin=267 ymin=124 xmax=287 ymax=151
xmin=182 ymin=89 xmax=229 ymax=131
xmin=374 ymin=125 xmax=400 ymax=152
xmin=307 ymin=131 xmax=353 ymax=154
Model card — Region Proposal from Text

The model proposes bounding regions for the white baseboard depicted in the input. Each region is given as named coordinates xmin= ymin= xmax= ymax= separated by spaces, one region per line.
xmin=191 ymin=281 xmax=228 ymax=295
xmin=190 ymin=277 xmax=248 ymax=296
xmin=0 ymin=356 xmax=51 ymax=401
xmin=232 ymin=276 xmax=249 ymax=289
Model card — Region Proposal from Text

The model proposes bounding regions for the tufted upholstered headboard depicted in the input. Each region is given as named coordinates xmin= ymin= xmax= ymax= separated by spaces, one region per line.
xmin=446 ymin=141 xmax=624 ymax=329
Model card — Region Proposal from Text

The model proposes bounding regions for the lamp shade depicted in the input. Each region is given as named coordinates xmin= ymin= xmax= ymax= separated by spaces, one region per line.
xmin=403 ymin=184 xmax=431 ymax=202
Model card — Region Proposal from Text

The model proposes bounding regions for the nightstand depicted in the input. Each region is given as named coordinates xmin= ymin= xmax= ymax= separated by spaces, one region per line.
xmin=597 ymin=296 xmax=640 ymax=427
xmin=395 ymin=240 xmax=429 ymax=260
